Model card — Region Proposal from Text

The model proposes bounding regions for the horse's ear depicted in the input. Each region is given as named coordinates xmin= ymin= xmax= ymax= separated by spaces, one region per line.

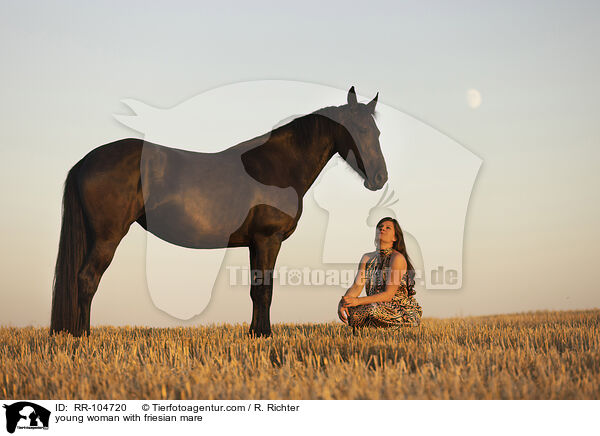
xmin=366 ymin=92 xmax=378 ymax=114
xmin=347 ymin=86 xmax=358 ymax=108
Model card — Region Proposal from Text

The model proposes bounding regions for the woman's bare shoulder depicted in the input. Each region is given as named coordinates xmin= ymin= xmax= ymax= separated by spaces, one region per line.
xmin=390 ymin=250 xmax=407 ymax=266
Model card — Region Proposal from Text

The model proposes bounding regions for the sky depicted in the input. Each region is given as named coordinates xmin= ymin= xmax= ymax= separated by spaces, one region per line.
xmin=0 ymin=0 xmax=599 ymax=328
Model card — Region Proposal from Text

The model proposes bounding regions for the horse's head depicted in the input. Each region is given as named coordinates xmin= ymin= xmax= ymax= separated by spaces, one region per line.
xmin=335 ymin=86 xmax=387 ymax=191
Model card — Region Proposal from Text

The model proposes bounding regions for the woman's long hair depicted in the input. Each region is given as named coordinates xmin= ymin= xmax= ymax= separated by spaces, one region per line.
xmin=375 ymin=217 xmax=416 ymax=293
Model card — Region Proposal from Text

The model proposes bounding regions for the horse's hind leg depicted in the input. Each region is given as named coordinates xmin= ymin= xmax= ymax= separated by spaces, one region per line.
xmin=77 ymin=202 xmax=138 ymax=335
xmin=77 ymin=234 xmax=127 ymax=335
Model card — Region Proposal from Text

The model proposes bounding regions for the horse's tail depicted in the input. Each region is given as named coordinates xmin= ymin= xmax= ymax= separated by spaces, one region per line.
xmin=50 ymin=161 xmax=89 ymax=335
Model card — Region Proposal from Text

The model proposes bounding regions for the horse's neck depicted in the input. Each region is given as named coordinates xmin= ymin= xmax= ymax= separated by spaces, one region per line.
xmin=240 ymin=111 xmax=339 ymax=197
xmin=290 ymin=112 xmax=339 ymax=195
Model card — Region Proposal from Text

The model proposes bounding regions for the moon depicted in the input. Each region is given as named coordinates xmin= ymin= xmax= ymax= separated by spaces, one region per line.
xmin=466 ymin=89 xmax=482 ymax=108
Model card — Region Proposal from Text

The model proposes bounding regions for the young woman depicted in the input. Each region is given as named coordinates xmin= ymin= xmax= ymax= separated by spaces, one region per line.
xmin=338 ymin=217 xmax=423 ymax=329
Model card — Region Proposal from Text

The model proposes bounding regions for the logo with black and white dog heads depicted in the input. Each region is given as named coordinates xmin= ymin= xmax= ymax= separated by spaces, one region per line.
xmin=2 ymin=402 xmax=50 ymax=433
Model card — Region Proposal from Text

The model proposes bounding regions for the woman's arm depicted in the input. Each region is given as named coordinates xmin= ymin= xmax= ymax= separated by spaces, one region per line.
xmin=338 ymin=254 xmax=369 ymax=323
xmin=343 ymin=254 xmax=369 ymax=298
xmin=343 ymin=253 xmax=407 ymax=306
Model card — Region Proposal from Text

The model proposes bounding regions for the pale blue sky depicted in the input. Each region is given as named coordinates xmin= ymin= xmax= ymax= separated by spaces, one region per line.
xmin=1 ymin=1 xmax=599 ymax=327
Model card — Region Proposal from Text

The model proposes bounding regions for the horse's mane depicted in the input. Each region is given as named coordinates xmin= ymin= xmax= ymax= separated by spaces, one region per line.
xmin=264 ymin=105 xmax=342 ymax=150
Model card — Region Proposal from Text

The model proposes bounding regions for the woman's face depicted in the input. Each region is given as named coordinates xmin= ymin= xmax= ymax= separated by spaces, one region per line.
xmin=376 ymin=220 xmax=397 ymax=245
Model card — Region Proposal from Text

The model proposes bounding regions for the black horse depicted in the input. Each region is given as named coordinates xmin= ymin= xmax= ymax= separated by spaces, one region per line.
xmin=50 ymin=86 xmax=387 ymax=337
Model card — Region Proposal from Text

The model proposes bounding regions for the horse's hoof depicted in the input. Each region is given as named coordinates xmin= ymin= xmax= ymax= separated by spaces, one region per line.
xmin=248 ymin=327 xmax=272 ymax=338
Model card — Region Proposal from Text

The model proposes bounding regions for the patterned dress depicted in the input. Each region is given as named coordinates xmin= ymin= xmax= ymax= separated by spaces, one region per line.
xmin=347 ymin=248 xmax=423 ymax=329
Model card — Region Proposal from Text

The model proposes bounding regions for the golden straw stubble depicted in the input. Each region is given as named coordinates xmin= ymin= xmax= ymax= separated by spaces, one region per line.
xmin=0 ymin=310 xmax=598 ymax=400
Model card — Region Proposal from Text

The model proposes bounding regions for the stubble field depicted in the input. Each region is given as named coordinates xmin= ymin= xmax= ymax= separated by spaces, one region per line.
xmin=1 ymin=309 xmax=598 ymax=400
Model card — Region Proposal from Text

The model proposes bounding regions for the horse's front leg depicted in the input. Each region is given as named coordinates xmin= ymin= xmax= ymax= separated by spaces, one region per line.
xmin=248 ymin=233 xmax=282 ymax=337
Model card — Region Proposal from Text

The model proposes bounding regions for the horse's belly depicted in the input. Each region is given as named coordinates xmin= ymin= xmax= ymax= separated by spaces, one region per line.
xmin=143 ymin=196 xmax=251 ymax=248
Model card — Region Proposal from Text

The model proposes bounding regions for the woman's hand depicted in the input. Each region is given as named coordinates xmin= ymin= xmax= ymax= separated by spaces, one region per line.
xmin=342 ymin=296 xmax=361 ymax=307
xmin=337 ymin=300 xmax=349 ymax=324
